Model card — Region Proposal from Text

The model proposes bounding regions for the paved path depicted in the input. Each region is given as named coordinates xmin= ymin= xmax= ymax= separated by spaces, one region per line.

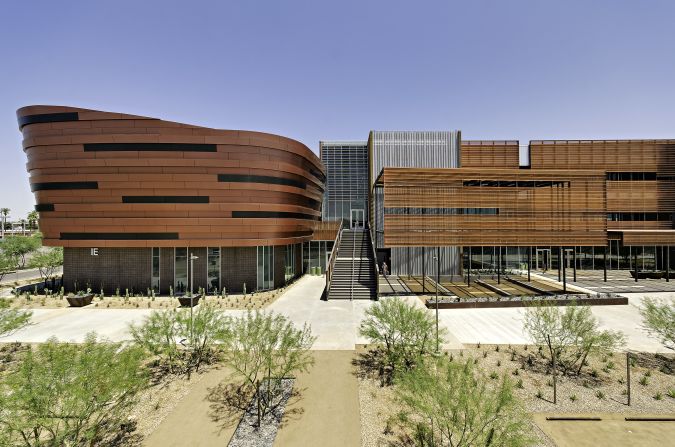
xmin=0 ymin=266 xmax=62 ymax=285
xmin=1 ymin=275 xmax=672 ymax=352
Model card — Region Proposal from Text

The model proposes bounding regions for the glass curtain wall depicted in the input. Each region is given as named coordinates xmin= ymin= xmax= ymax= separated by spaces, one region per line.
xmin=302 ymin=240 xmax=334 ymax=273
xmin=320 ymin=142 xmax=369 ymax=226
xmin=174 ymin=248 xmax=188 ymax=293
xmin=151 ymin=247 xmax=160 ymax=292
xmin=285 ymin=244 xmax=296 ymax=282
xmin=257 ymin=245 xmax=273 ymax=290
xmin=207 ymin=247 xmax=220 ymax=293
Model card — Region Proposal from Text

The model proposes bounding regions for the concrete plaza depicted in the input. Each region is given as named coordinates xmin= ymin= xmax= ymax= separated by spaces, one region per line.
xmin=1 ymin=275 xmax=672 ymax=353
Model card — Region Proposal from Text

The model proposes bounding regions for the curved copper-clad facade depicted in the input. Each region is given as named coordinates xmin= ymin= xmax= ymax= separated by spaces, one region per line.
xmin=17 ymin=105 xmax=325 ymax=248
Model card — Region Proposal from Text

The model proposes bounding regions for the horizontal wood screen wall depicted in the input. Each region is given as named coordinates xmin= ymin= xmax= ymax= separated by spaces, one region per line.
xmin=18 ymin=105 xmax=325 ymax=248
xmin=530 ymin=140 xmax=675 ymax=245
xmin=311 ymin=220 xmax=341 ymax=241
xmin=380 ymin=168 xmax=607 ymax=247
xmin=461 ymin=140 xmax=520 ymax=168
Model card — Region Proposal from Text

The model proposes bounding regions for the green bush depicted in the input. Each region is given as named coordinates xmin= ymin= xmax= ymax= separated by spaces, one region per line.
xmin=129 ymin=304 xmax=227 ymax=376
xmin=359 ymin=297 xmax=445 ymax=376
xmin=396 ymin=356 xmax=534 ymax=447
xmin=640 ymin=297 xmax=674 ymax=349
xmin=523 ymin=301 xmax=626 ymax=375
xmin=0 ymin=333 xmax=147 ymax=446
xmin=218 ymin=310 xmax=315 ymax=427
xmin=0 ymin=299 xmax=31 ymax=336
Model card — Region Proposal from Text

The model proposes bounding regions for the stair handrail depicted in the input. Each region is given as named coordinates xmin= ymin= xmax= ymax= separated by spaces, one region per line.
xmin=325 ymin=220 xmax=344 ymax=299
xmin=368 ymin=223 xmax=380 ymax=300
xmin=351 ymin=229 xmax=356 ymax=300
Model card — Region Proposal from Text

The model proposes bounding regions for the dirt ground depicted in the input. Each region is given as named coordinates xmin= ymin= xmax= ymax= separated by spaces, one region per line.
xmin=533 ymin=413 xmax=675 ymax=447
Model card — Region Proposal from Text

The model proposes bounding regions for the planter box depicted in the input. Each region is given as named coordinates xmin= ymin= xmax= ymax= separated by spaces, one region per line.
xmin=66 ymin=293 xmax=94 ymax=307
xmin=630 ymin=270 xmax=664 ymax=280
xmin=177 ymin=294 xmax=202 ymax=307
xmin=425 ymin=295 xmax=628 ymax=309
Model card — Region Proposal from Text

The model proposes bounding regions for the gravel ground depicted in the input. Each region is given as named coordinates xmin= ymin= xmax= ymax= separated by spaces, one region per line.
xmin=357 ymin=346 xmax=674 ymax=447
xmin=228 ymin=378 xmax=295 ymax=447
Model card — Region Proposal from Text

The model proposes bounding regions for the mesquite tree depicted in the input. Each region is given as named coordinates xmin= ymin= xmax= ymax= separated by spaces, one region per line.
xmin=524 ymin=301 xmax=625 ymax=375
xmin=640 ymin=297 xmax=675 ymax=350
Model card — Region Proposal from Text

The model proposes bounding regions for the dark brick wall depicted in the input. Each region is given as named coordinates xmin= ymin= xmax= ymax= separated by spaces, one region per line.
xmin=64 ymin=247 xmax=151 ymax=294
xmin=221 ymin=247 xmax=257 ymax=293
xmin=64 ymin=244 xmax=299 ymax=296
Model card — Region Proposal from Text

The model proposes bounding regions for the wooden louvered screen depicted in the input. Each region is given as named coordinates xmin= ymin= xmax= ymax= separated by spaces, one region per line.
xmin=379 ymin=168 xmax=607 ymax=247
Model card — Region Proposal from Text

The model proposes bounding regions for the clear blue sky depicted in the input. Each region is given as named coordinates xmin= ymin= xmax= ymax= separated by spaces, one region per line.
xmin=2 ymin=0 xmax=675 ymax=219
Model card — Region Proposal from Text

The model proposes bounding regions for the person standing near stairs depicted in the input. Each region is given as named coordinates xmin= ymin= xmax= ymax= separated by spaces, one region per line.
xmin=382 ymin=261 xmax=389 ymax=278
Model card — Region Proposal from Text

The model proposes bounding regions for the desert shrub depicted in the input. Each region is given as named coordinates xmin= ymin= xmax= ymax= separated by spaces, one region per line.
xmin=0 ymin=299 xmax=31 ymax=336
xmin=218 ymin=310 xmax=315 ymax=427
xmin=129 ymin=304 xmax=227 ymax=376
xmin=0 ymin=333 xmax=147 ymax=446
xmin=359 ymin=297 xmax=444 ymax=376
xmin=396 ymin=356 xmax=534 ymax=447
xmin=640 ymin=297 xmax=674 ymax=349
xmin=523 ymin=301 xmax=625 ymax=375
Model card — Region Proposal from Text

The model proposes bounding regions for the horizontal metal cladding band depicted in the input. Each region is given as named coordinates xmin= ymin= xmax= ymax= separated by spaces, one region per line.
xmin=232 ymin=211 xmax=320 ymax=219
xmin=18 ymin=112 xmax=79 ymax=129
xmin=217 ymin=173 xmax=306 ymax=189
xmin=83 ymin=143 xmax=217 ymax=152
xmin=18 ymin=105 xmax=326 ymax=248
xmin=60 ymin=233 xmax=180 ymax=240
xmin=122 ymin=196 xmax=209 ymax=204
xmin=30 ymin=181 xmax=98 ymax=191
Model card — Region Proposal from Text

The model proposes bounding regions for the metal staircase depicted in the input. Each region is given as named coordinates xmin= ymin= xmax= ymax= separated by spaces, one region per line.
xmin=326 ymin=229 xmax=377 ymax=300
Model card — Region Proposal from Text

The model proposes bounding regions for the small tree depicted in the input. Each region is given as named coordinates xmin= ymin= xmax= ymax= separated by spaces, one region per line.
xmin=396 ymin=356 xmax=535 ymax=447
xmin=26 ymin=211 xmax=38 ymax=231
xmin=218 ymin=310 xmax=315 ymax=428
xmin=129 ymin=304 xmax=227 ymax=376
xmin=523 ymin=301 xmax=625 ymax=375
xmin=28 ymin=247 xmax=63 ymax=286
xmin=0 ymin=333 xmax=147 ymax=446
xmin=0 ymin=251 xmax=18 ymax=283
xmin=0 ymin=299 xmax=31 ymax=336
xmin=0 ymin=235 xmax=40 ymax=268
xmin=640 ymin=297 xmax=674 ymax=350
xmin=359 ymin=297 xmax=444 ymax=377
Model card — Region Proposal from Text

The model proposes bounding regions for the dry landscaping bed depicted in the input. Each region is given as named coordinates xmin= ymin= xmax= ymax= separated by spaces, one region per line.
xmin=356 ymin=344 xmax=675 ymax=447
xmin=2 ymin=288 xmax=287 ymax=310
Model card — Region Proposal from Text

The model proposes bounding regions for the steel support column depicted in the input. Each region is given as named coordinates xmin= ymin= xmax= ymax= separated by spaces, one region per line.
xmin=572 ymin=247 xmax=577 ymax=282
xmin=667 ymin=246 xmax=670 ymax=282
xmin=467 ymin=246 xmax=471 ymax=286
xmin=422 ymin=246 xmax=426 ymax=293
xmin=497 ymin=247 xmax=501 ymax=284
xmin=634 ymin=248 xmax=638 ymax=282
xmin=562 ymin=247 xmax=567 ymax=292
xmin=603 ymin=245 xmax=607 ymax=282
xmin=558 ymin=247 xmax=562 ymax=282
xmin=527 ymin=246 xmax=531 ymax=282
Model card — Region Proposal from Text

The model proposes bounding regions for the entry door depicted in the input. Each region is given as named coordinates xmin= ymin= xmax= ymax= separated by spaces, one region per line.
xmin=350 ymin=209 xmax=364 ymax=229
xmin=536 ymin=249 xmax=551 ymax=271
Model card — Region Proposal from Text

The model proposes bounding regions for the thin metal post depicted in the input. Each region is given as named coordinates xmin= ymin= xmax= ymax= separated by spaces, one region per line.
xmin=558 ymin=246 xmax=562 ymax=282
xmin=422 ymin=246 xmax=426 ymax=293
xmin=626 ymin=352 xmax=631 ymax=406
xmin=666 ymin=246 xmax=670 ymax=282
xmin=497 ymin=247 xmax=501 ymax=284
xmin=436 ymin=246 xmax=440 ymax=353
xmin=634 ymin=248 xmax=638 ymax=282
xmin=548 ymin=334 xmax=557 ymax=405
xmin=527 ymin=246 xmax=531 ymax=281
xmin=603 ymin=245 xmax=607 ymax=282
xmin=562 ymin=248 xmax=567 ymax=292
xmin=467 ymin=246 xmax=471 ymax=286
xmin=572 ymin=247 xmax=577 ymax=282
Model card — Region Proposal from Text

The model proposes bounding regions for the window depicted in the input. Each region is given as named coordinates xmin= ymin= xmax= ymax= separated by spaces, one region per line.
xmin=207 ymin=247 xmax=220 ymax=293
xmin=151 ymin=248 xmax=160 ymax=292
xmin=257 ymin=246 xmax=274 ymax=290
xmin=174 ymin=248 xmax=188 ymax=293
xmin=285 ymin=244 xmax=296 ymax=282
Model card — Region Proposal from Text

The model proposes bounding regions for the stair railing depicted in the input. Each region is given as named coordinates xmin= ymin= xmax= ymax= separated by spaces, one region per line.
xmin=325 ymin=220 xmax=344 ymax=299
xmin=368 ymin=223 xmax=380 ymax=300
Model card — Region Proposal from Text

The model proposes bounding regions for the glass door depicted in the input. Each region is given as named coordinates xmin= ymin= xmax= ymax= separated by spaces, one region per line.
xmin=536 ymin=249 xmax=551 ymax=271
xmin=350 ymin=209 xmax=364 ymax=229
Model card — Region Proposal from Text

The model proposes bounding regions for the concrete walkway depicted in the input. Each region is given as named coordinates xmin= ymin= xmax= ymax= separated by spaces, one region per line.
xmin=1 ymin=275 xmax=672 ymax=352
